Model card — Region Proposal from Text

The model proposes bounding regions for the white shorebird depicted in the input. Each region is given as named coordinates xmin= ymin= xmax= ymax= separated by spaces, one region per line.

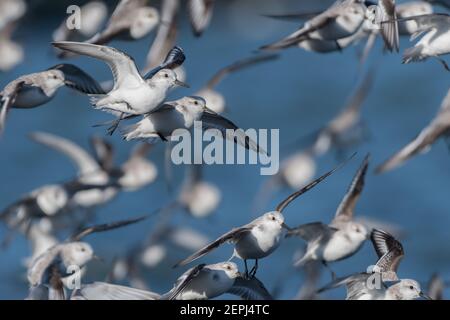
xmin=376 ymin=87 xmax=450 ymax=174
xmin=0 ymin=64 xmax=104 ymax=134
xmin=121 ymin=96 xmax=263 ymax=154
xmin=195 ymin=54 xmax=278 ymax=114
xmin=53 ymin=42 xmax=188 ymax=134
xmin=75 ymin=261 xmax=272 ymax=300
xmin=83 ymin=0 xmax=159 ymax=46
xmin=26 ymin=216 xmax=147 ymax=300
xmin=260 ymin=0 xmax=368 ymax=51
xmin=287 ymin=155 xmax=370 ymax=276
xmin=53 ymin=1 xmax=108 ymax=44
xmin=187 ymin=0 xmax=215 ymax=37
xmin=394 ymin=13 xmax=450 ymax=70
xmin=261 ymin=1 xmax=399 ymax=54
xmin=174 ymin=158 xmax=351 ymax=277
xmin=318 ymin=229 xmax=432 ymax=300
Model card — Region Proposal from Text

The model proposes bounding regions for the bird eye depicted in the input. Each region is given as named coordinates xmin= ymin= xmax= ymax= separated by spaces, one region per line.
xmin=226 ymin=265 xmax=231 ymax=270
xmin=271 ymin=216 xmax=276 ymax=221
xmin=409 ymin=286 xmax=414 ymax=290
xmin=80 ymin=247 xmax=86 ymax=252
xmin=164 ymin=73 xmax=168 ymax=78
xmin=194 ymin=101 xmax=199 ymax=105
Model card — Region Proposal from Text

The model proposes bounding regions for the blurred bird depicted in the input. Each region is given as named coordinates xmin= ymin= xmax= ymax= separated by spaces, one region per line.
xmin=81 ymin=0 xmax=159 ymax=46
xmin=0 ymin=0 xmax=26 ymax=31
xmin=53 ymin=1 xmax=108 ymax=47
xmin=287 ymin=155 xmax=370 ymax=277
xmin=0 ymin=22 xmax=24 ymax=72
xmin=425 ymin=0 xmax=450 ymax=9
xmin=187 ymin=0 xmax=215 ymax=37
xmin=427 ymin=273 xmax=446 ymax=300
xmin=396 ymin=1 xmax=434 ymax=35
xmin=318 ymin=229 xmax=431 ymax=300
xmin=376 ymin=87 xmax=450 ymax=173
xmin=174 ymin=158 xmax=351 ymax=277
xmin=0 ymin=64 xmax=104 ymax=134
xmin=26 ymin=215 xmax=148 ymax=300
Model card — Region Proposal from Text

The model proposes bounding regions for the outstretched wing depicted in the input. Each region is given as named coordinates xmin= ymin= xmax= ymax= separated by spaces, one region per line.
xmin=173 ymin=226 xmax=252 ymax=267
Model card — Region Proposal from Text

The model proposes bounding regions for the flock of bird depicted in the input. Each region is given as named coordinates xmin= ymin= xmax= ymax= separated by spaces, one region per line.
xmin=0 ymin=0 xmax=449 ymax=300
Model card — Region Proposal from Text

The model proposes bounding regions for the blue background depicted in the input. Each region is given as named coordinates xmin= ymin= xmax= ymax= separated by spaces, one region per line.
xmin=0 ymin=0 xmax=449 ymax=299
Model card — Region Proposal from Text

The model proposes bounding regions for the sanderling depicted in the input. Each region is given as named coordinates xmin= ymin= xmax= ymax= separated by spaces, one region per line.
xmin=394 ymin=13 xmax=450 ymax=70
xmin=76 ymin=261 xmax=272 ymax=300
xmin=83 ymin=0 xmax=159 ymax=46
xmin=52 ymin=1 xmax=108 ymax=46
xmin=195 ymin=54 xmax=278 ymax=114
xmin=287 ymin=155 xmax=369 ymax=277
xmin=174 ymin=158 xmax=350 ymax=277
xmin=376 ymin=87 xmax=450 ymax=173
xmin=187 ymin=0 xmax=215 ymax=37
xmin=53 ymin=41 xmax=188 ymax=134
xmin=260 ymin=0 xmax=368 ymax=51
xmin=318 ymin=229 xmax=431 ymax=300
xmin=121 ymin=96 xmax=263 ymax=153
xmin=27 ymin=215 xmax=148 ymax=300
xmin=0 ymin=64 xmax=104 ymax=134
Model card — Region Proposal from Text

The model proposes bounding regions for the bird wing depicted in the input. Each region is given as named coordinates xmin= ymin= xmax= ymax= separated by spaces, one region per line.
xmin=187 ymin=0 xmax=215 ymax=37
xmin=69 ymin=215 xmax=149 ymax=242
xmin=78 ymin=282 xmax=160 ymax=300
xmin=173 ymin=226 xmax=252 ymax=267
xmin=333 ymin=154 xmax=369 ymax=221
xmin=228 ymin=276 xmax=273 ymax=300
xmin=164 ymin=264 xmax=207 ymax=300
xmin=52 ymin=41 xmax=143 ymax=89
xmin=371 ymin=229 xmax=404 ymax=274
xmin=143 ymin=46 xmax=186 ymax=80
xmin=30 ymin=131 xmax=101 ymax=177
xmin=375 ymin=121 xmax=449 ymax=174
xmin=27 ymin=245 xmax=62 ymax=286
xmin=49 ymin=64 xmax=105 ymax=95
xmin=378 ymin=0 xmax=400 ymax=52
xmin=287 ymin=222 xmax=337 ymax=241
xmin=200 ymin=110 xmax=265 ymax=154
xmin=205 ymin=54 xmax=279 ymax=89
xmin=0 ymin=80 xmax=25 ymax=134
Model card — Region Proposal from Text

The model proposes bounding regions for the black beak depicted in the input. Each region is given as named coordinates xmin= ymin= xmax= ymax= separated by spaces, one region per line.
xmin=175 ymin=79 xmax=190 ymax=88
xmin=419 ymin=292 xmax=432 ymax=300
xmin=281 ymin=222 xmax=292 ymax=231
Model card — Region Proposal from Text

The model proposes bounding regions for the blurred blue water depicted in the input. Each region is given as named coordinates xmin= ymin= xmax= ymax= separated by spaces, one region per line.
xmin=1 ymin=0 xmax=450 ymax=299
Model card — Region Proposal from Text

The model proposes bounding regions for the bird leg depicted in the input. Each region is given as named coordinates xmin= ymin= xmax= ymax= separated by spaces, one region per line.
xmin=435 ymin=57 xmax=450 ymax=72
xmin=107 ymin=112 xmax=125 ymax=136
xmin=244 ymin=260 xmax=250 ymax=279
xmin=249 ymin=259 xmax=259 ymax=278
xmin=322 ymin=260 xmax=337 ymax=281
